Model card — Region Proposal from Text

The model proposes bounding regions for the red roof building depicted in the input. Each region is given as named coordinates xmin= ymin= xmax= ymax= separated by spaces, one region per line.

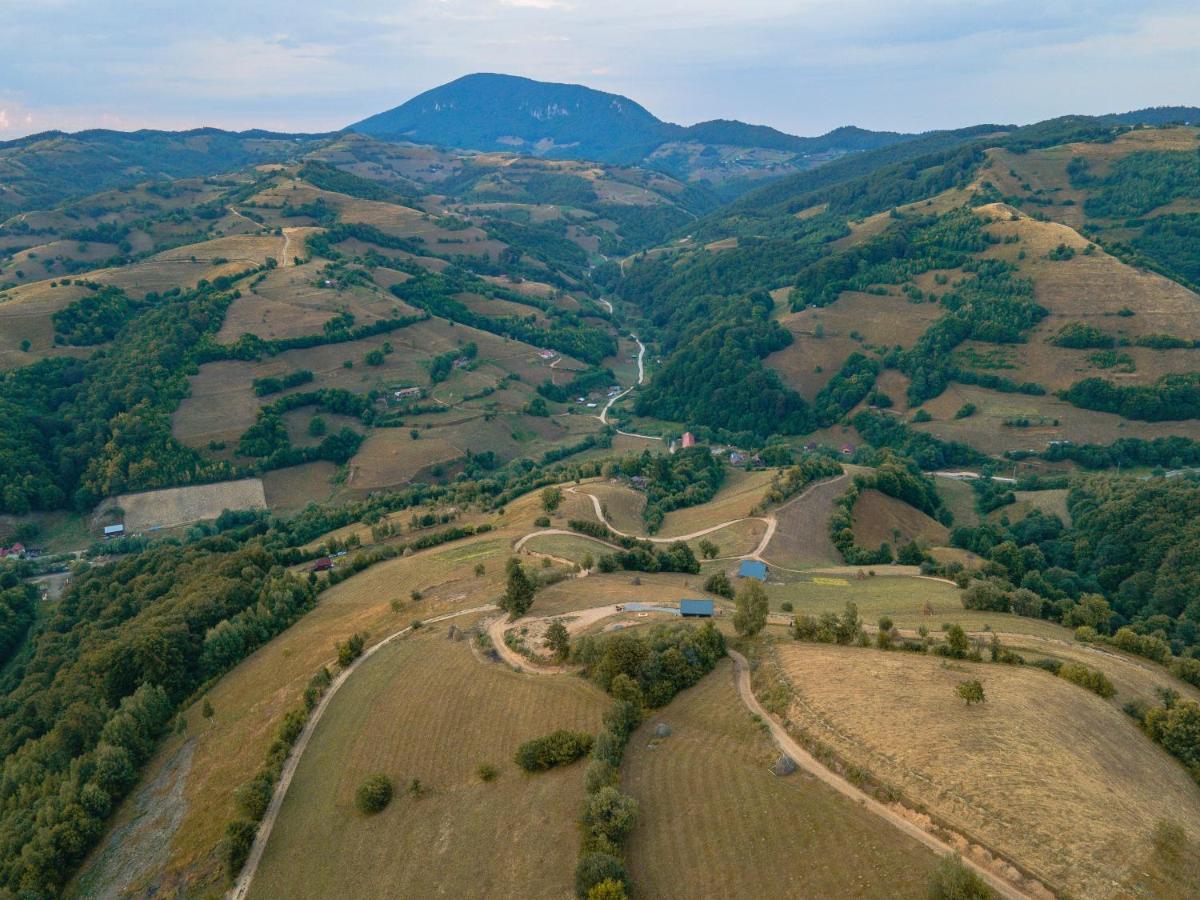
xmin=681 ymin=432 xmax=696 ymax=448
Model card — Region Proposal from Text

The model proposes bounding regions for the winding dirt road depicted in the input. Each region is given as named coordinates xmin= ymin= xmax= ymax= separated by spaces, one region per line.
xmin=228 ymin=604 xmax=496 ymax=900
xmin=727 ymin=649 xmax=1034 ymax=900
xmin=567 ymin=486 xmax=771 ymax=553
xmin=478 ymin=600 xmax=1038 ymax=900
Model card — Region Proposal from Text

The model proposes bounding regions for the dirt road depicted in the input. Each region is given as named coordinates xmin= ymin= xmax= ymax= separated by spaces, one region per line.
xmin=568 ymin=486 xmax=768 ymax=550
xmin=726 ymin=649 xmax=1036 ymax=900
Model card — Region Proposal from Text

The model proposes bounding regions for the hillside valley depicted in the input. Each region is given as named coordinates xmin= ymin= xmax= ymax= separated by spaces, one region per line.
xmin=1 ymin=74 xmax=1200 ymax=900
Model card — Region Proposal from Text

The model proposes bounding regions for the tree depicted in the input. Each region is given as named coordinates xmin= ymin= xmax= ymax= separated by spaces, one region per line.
xmin=703 ymin=571 xmax=734 ymax=599
xmin=927 ymin=853 xmax=994 ymax=899
xmin=944 ymin=623 xmax=970 ymax=658
xmin=201 ymin=698 xmax=214 ymax=719
xmin=544 ymin=619 xmax=570 ymax=660
xmin=355 ymin=773 xmax=393 ymax=814
xmin=698 ymin=538 xmax=719 ymax=559
xmin=876 ymin=616 xmax=894 ymax=650
xmin=835 ymin=601 xmax=862 ymax=644
xmin=501 ymin=558 xmax=535 ymax=618
xmin=581 ymin=786 xmax=639 ymax=844
xmin=956 ymin=680 xmax=986 ymax=706
xmin=541 ymin=486 xmax=563 ymax=512
xmin=732 ymin=580 xmax=769 ymax=637
xmin=581 ymin=552 xmax=595 ymax=571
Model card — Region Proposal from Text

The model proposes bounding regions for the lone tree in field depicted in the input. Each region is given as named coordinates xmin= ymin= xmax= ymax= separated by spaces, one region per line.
xmin=927 ymin=852 xmax=993 ymax=899
xmin=956 ymin=679 xmax=986 ymax=707
xmin=544 ymin=619 xmax=570 ymax=660
xmin=698 ymin=539 xmax=719 ymax=559
xmin=541 ymin=486 xmax=563 ymax=512
xmin=355 ymin=773 xmax=393 ymax=814
xmin=501 ymin=557 xmax=535 ymax=618
xmin=733 ymin=579 xmax=769 ymax=637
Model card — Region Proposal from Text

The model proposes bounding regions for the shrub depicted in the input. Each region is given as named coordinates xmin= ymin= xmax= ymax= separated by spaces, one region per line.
xmin=956 ymin=680 xmax=986 ymax=706
xmin=587 ymin=879 xmax=629 ymax=900
xmin=221 ymin=818 xmax=257 ymax=877
xmin=927 ymin=854 xmax=994 ymax=899
xmin=575 ymin=853 xmax=630 ymax=900
xmin=476 ymin=763 xmax=499 ymax=782
xmin=515 ymin=729 xmax=594 ymax=772
xmin=703 ymin=571 xmax=734 ymax=599
xmin=1058 ymin=662 xmax=1116 ymax=698
xmin=355 ymin=773 xmax=394 ymax=814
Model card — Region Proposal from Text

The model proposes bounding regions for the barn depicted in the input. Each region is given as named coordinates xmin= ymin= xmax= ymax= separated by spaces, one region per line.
xmin=680 ymin=599 xmax=714 ymax=618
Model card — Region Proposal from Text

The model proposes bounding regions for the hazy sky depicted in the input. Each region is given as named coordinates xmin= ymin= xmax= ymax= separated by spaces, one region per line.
xmin=1 ymin=0 xmax=1198 ymax=141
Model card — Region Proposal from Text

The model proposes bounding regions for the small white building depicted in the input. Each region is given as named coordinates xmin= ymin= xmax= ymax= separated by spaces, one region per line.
xmin=103 ymin=524 xmax=125 ymax=539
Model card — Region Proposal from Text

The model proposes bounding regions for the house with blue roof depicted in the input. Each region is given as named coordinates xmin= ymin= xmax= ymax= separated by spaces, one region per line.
xmin=738 ymin=559 xmax=767 ymax=581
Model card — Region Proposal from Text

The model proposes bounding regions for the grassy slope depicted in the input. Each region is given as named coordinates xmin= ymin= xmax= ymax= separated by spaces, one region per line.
xmin=248 ymin=629 xmax=608 ymax=899
xmin=774 ymin=642 xmax=1200 ymax=898
xmin=621 ymin=658 xmax=940 ymax=898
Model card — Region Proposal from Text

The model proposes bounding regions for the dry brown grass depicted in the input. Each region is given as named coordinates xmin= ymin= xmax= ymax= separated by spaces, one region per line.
xmin=248 ymin=629 xmax=608 ymax=900
xmin=774 ymin=642 xmax=1200 ymax=898
xmin=621 ymin=659 xmax=940 ymax=899
xmin=986 ymin=489 xmax=1070 ymax=526
xmin=0 ymin=278 xmax=93 ymax=369
xmin=912 ymin=381 xmax=1200 ymax=455
xmin=851 ymin=489 xmax=949 ymax=548
xmin=106 ymin=479 xmax=266 ymax=532
xmin=768 ymin=293 xmax=942 ymax=399
xmin=348 ymin=431 xmax=463 ymax=491
xmin=260 ymin=462 xmax=340 ymax=512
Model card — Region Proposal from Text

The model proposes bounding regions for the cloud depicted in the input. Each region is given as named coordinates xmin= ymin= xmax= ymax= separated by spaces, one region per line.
xmin=0 ymin=0 xmax=1197 ymax=138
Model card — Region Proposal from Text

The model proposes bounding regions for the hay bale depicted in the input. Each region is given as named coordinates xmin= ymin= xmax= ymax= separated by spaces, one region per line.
xmin=654 ymin=722 xmax=672 ymax=738
xmin=772 ymin=754 xmax=797 ymax=776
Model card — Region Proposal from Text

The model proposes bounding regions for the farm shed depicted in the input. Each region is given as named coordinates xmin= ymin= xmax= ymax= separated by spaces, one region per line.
xmin=680 ymin=599 xmax=714 ymax=618
xmin=103 ymin=524 xmax=125 ymax=539
xmin=738 ymin=560 xmax=767 ymax=581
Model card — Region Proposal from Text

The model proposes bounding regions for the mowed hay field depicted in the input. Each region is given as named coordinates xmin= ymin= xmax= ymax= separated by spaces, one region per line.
xmin=0 ymin=279 xmax=95 ymax=369
xmin=762 ymin=472 xmax=849 ymax=569
xmin=851 ymin=489 xmax=949 ymax=549
xmin=110 ymin=478 xmax=266 ymax=531
xmin=248 ymin=630 xmax=608 ymax=900
xmin=774 ymin=643 xmax=1200 ymax=898
xmin=621 ymin=659 xmax=939 ymax=899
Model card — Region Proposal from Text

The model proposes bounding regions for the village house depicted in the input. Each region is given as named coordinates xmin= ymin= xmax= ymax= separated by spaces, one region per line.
xmin=681 ymin=432 xmax=696 ymax=448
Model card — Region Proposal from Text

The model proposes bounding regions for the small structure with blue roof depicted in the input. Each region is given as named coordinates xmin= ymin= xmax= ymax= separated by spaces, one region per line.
xmin=680 ymin=599 xmax=714 ymax=618
xmin=738 ymin=560 xmax=768 ymax=581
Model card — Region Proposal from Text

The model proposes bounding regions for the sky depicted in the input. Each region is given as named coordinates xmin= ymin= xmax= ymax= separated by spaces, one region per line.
xmin=1 ymin=0 xmax=1198 ymax=141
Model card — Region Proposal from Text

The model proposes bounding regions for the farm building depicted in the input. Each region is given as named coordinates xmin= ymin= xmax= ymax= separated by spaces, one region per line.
xmin=103 ymin=524 xmax=125 ymax=539
xmin=681 ymin=432 xmax=696 ymax=448
xmin=738 ymin=560 xmax=767 ymax=581
xmin=680 ymin=599 xmax=714 ymax=618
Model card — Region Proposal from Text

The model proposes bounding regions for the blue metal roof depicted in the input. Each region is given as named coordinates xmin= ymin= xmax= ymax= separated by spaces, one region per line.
xmin=738 ymin=560 xmax=768 ymax=580
xmin=680 ymin=599 xmax=714 ymax=617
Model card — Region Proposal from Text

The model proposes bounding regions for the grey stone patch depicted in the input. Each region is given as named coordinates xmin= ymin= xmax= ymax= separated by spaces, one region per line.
xmin=654 ymin=722 xmax=672 ymax=738
xmin=74 ymin=739 xmax=195 ymax=898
